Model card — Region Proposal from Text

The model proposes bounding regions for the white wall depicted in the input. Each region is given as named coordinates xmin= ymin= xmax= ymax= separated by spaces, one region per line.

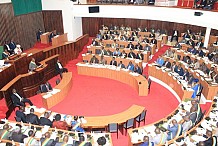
xmin=41 ymin=0 xmax=83 ymax=41
xmin=72 ymin=5 xmax=218 ymax=30
xmin=0 ymin=0 xmax=11 ymax=4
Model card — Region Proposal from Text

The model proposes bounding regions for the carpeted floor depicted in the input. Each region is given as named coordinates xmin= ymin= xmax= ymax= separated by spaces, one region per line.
xmin=4 ymin=39 xmax=211 ymax=146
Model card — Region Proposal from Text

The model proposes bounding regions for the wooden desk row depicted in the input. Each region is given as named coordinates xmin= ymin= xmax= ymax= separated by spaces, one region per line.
xmin=82 ymin=53 xmax=143 ymax=69
xmin=0 ymin=120 xmax=113 ymax=146
xmin=0 ymin=55 xmax=59 ymax=118
xmin=99 ymin=39 xmax=158 ymax=54
xmin=77 ymin=63 xmax=148 ymax=96
xmin=162 ymin=55 xmax=218 ymax=100
xmin=148 ymin=65 xmax=194 ymax=101
xmin=88 ymin=45 xmax=150 ymax=62
xmin=42 ymin=72 xmax=73 ymax=109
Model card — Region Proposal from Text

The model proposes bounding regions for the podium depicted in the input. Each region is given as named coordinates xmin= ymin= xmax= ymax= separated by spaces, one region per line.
xmin=40 ymin=30 xmax=56 ymax=44
xmin=52 ymin=33 xmax=68 ymax=46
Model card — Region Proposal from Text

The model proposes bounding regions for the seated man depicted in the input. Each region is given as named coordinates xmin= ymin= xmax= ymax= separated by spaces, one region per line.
xmin=136 ymin=52 xmax=144 ymax=60
xmin=2 ymin=49 xmax=10 ymax=59
xmin=193 ymin=59 xmax=200 ymax=70
xmin=15 ymin=106 xmax=26 ymax=123
xmin=36 ymin=29 xmax=43 ymax=42
xmin=144 ymin=44 xmax=151 ymax=52
xmin=99 ymin=55 xmax=107 ymax=65
xmin=26 ymin=108 xmax=40 ymax=125
xmin=134 ymin=64 xmax=142 ymax=75
xmin=163 ymin=58 xmax=171 ymax=68
xmin=113 ymin=48 xmax=121 ymax=56
xmin=91 ymin=38 xmax=98 ymax=46
xmin=174 ymin=64 xmax=184 ymax=76
xmin=55 ymin=135 xmax=73 ymax=146
xmin=167 ymin=119 xmax=182 ymax=140
xmin=52 ymin=114 xmax=69 ymax=130
xmin=182 ymin=115 xmax=193 ymax=132
xmin=199 ymin=62 xmax=209 ymax=74
xmin=110 ymin=57 xmax=117 ymax=66
xmin=11 ymin=126 xmax=27 ymax=143
xmin=40 ymin=112 xmax=53 ymax=127
xmin=164 ymin=48 xmax=173 ymax=57
xmin=127 ymin=42 xmax=134 ymax=49
xmin=199 ymin=130 xmax=213 ymax=145
xmin=74 ymin=135 xmax=92 ymax=146
xmin=99 ymin=47 xmax=107 ymax=56
xmin=150 ymin=37 xmax=157 ymax=45
xmin=71 ymin=116 xmax=85 ymax=132
xmin=171 ymin=61 xmax=177 ymax=72
xmin=24 ymin=130 xmax=40 ymax=146
xmin=135 ymin=43 xmax=143 ymax=50
xmin=118 ymin=61 xmax=125 ymax=68
xmin=90 ymin=55 xmax=99 ymax=64
xmin=55 ymin=59 xmax=68 ymax=78
xmin=151 ymin=127 xmax=167 ymax=145
xmin=188 ymin=106 xmax=198 ymax=124
xmin=191 ymin=79 xmax=200 ymax=99
xmin=127 ymin=61 xmax=134 ymax=72
xmin=140 ymin=136 xmax=154 ymax=146
xmin=14 ymin=45 xmax=22 ymax=55
xmin=120 ymin=50 xmax=127 ymax=58
xmin=11 ymin=89 xmax=33 ymax=107
xmin=155 ymin=56 xmax=164 ymax=67
xmin=40 ymin=132 xmax=56 ymax=146
xmin=0 ymin=124 xmax=12 ymax=140
xmin=182 ymin=69 xmax=190 ymax=81
xmin=40 ymin=82 xmax=53 ymax=93
xmin=128 ymin=49 xmax=136 ymax=59
xmin=29 ymin=58 xmax=41 ymax=72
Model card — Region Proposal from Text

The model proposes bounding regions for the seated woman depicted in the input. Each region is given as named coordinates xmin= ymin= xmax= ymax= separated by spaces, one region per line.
xmin=71 ymin=116 xmax=85 ymax=132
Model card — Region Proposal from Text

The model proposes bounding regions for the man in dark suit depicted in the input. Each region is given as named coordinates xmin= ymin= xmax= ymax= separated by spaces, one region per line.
xmin=11 ymin=126 xmax=27 ymax=143
xmin=55 ymin=59 xmax=68 ymax=78
xmin=8 ymin=40 xmax=16 ymax=54
xmin=110 ymin=57 xmax=117 ymax=66
xmin=40 ymin=82 xmax=53 ymax=93
xmin=3 ymin=41 xmax=11 ymax=53
xmin=135 ymin=43 xmax=143 ymax=50
xmin=2 ymin=49 xmax=10 ymax=59
xmin=36 ymin=29 xmax=43 ymax=42
xmin=128 ymin=49 xmax=136 ymax=59
xmin=134 ymin=64 xmax=142 ymax=74
xmin=127 ymin=42 xmax=134 ymax=49
xmin=163 ymin=58 xmax=171 ymax=68
xmin=11 ymin=89 xmax=33 ymax=107
xmin=150 ymin=37 xmax=157 ymax=45
xmin=171 ymin=30 xmax=178 ymax=42
xmin=118 ymin=61 xmax=125 ymax=68
xmin=40 ymin=132 xmax=56 ymax=146
xmin=136 ymin=52 xmax=144 ymax=60
xmin=0 ymin=124 xmax=12 ymax=140
xmin=40 ymin=112 xmax=53 ymax=127
xmin=15 ymin=106 xmax=26 ymax=123
xmin=49 ymin=31 xmax=56 ymax=42
xmin=90 ymin=55 xmax=99 ymax=64
xmin=26 ymin=108 xmax=40 ymax=125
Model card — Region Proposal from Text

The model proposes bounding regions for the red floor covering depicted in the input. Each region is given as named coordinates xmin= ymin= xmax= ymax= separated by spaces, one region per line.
xmin=3 ymin=39 xmax=211 ymax=146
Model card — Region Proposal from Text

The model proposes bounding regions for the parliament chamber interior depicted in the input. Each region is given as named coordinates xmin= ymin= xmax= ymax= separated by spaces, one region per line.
xmin=0 ymin=0 xmax=218 ymax=145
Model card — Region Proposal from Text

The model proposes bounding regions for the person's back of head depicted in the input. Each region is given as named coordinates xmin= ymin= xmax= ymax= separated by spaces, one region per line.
xmin=30 ymin=108 xmax=34 ymax=114
xmin=28 ymin=130 xmax=34 ymax=137
xmin=55 ymin=114 xmax=61 ymax=121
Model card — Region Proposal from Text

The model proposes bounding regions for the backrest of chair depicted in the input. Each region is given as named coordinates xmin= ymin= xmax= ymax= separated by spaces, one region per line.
xmin=108 ymin=123 xmax=118 ymax=132
xmin=140 ymin=110 xmax=147 ymax=120
xmin=126 ymin=118 xmax=134 ymax=127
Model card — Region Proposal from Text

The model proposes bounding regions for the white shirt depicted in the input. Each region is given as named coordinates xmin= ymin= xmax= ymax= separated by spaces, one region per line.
xmin=182 ymin=120 xmax=192 ymax=132
xmin=57 ymin=62 xmax=62 ymax=69
xmin=14 ymin=93 xmax=23 ymax=102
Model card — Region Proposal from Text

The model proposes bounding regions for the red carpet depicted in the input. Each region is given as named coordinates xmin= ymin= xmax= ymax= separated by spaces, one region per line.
xmin=4 ymin=39 xmax=211 ymax=146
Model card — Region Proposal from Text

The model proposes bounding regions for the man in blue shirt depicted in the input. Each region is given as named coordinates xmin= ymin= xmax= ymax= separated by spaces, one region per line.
xmin=127 ymin=61 xmax=134 ymax=71
xmin=71 ymin=116 xmax=85 ymax=132
xmin=156 ymin=56 xmax=164 ymax=67
xmin=167 ymin=119 xmax=182 ymax=140
xmin=140 ymin=136 xmax=154 ymax=146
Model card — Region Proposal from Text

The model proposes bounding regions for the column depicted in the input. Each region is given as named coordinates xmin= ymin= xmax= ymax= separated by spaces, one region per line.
xmin=204 ymin=27 xmax=211 ymax=48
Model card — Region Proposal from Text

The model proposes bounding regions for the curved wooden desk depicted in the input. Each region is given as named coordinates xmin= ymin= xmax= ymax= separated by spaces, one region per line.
xmin=82 ymin=53 xmax=143 ymax=69
xmin=148 ymin=65 xmax=194 ymax=101
xmin=42 ymin=72 xmax=73 ymax=109
xmin=77 ymin=63 xmax=148 ymax=96
xmin=87 ymin=46 xmax=150 ymax=62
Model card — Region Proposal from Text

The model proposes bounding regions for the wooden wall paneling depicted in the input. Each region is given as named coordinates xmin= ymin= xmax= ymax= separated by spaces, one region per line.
xmin=0 ymin=4 xmax=18 ymax=46
xmin=82 ymin=17 xmax=207 ymax=37
xmin=42 ymin=10 xmax=64 ymax=35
